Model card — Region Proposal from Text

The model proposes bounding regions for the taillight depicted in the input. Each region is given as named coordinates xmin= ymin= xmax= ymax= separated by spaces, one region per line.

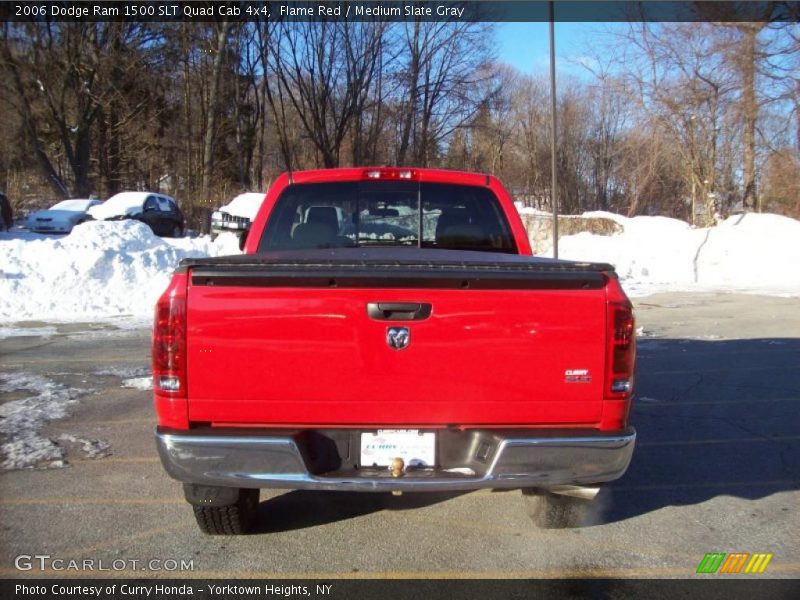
xmin=152 ymin=273 xmax=187 ymax=398
xmin=605 ymin=278 xmax=636 ymax=400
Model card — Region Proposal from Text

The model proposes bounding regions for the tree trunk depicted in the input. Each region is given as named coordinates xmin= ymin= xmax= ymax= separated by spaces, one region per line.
xmin=182 ymin=24 xmax=195 ymax=193
xmin=740 ymin=25 xmax=759 ymax=212
xmin=202 ymin=20 xmax=231 ymax=196
xmin=397 ymin=22 xmax=420 ymax=166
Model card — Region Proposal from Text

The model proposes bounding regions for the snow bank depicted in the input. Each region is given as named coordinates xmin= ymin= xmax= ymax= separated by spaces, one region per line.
xmin=554 ymin=212 xmax=800 ymax=297
xmin=1 ymin=212 xmax=798 ymax=328
xmin=0 ymin=220 xmax=239 ymax=326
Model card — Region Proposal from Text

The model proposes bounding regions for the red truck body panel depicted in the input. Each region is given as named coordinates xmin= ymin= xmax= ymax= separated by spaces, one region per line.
xmin=185 ymin=285 xmax=607 ymax=427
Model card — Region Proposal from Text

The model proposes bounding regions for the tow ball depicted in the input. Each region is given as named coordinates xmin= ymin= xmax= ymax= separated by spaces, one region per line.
xmin=390 ymin=457 xmax=405 ymax=496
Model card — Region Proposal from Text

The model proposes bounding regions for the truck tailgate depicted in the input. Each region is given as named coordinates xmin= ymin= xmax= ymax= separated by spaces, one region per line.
xmin=183 ymin=251 xmax=610 ymax=427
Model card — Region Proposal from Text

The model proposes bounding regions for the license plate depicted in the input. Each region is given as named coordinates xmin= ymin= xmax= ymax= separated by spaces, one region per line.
xmin=360 ymin=430 xmax=436 ymax=468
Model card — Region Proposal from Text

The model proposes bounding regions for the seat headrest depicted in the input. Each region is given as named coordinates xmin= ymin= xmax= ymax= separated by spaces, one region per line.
xmin=306 ymin=206 xmax=340 ymax=232
xmin=437 ymin=224 xmax=490 ymax=249
xmin=292 ymin=222 xmax=335 ymax=247
xmin=435 ymin=209 xmax=472 ymax=240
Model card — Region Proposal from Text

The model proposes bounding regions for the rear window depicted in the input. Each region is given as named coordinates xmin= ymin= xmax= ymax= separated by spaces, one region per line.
xmin=257 ymin=181 xmax=517 ymax=254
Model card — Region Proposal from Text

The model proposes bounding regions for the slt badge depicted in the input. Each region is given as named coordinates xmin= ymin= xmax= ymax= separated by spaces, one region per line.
xmin=386 ymin=327 xmax=410 ymax=350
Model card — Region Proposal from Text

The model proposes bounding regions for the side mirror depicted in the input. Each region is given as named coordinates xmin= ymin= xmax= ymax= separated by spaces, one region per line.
xmin=238 ymin=228 xmax=249 ymax=252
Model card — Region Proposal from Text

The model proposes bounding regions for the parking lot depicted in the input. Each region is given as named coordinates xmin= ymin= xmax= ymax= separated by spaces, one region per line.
xmin=1 ymin=292 xmax=798 ymax=578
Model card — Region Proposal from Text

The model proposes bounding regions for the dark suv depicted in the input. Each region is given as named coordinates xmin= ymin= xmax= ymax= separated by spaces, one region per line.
xmin=140 ymin=194 xmax=185 ymax=237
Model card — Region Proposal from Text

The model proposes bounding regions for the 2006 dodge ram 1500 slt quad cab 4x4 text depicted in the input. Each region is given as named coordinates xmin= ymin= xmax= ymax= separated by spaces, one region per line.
xmin=153 ymin=168 xmax=636 ymax=534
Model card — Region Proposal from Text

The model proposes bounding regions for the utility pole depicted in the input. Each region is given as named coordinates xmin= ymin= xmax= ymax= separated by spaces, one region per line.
xmin=549 ymin=1 xmax=559 ymax=259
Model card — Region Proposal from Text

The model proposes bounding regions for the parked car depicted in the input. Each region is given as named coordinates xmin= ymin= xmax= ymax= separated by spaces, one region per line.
xmin=210 ymin=192 xmax=264 ymax=237
xmin=26 ymin=198 xmax=102 ymax=234
xmin=153 ymin=168 xmax=637 ymax=535
xmin=88 ymin=192 xmax=185 ymax=237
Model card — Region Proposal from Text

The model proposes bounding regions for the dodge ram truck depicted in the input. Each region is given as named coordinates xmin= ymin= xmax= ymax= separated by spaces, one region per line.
xmin=153 ymin=168 xmax=636 ymax=534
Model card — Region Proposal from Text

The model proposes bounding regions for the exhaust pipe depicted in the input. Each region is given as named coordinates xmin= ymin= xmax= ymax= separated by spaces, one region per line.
xmin=547 ymin=485 xmax=601 ymax=500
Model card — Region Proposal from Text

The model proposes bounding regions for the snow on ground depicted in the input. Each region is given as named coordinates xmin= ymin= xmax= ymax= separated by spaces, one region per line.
xmin=548 ymin=212 xmax=800 ymax=298
xmin=0 ymin=325 xmax=58 ymax=338
xmin=0 ymin=362 xmax=148 ymax=472
xmin=0 ymin=221 xmax=240 ymax=327
xmin=0 ymin=372 xmax=108 ymax=470
xmin=121 ymin=377 xmax=153 ymax=391
xmin=95 ymin=366 xmax=152 ymax=390
xmin=94 ymin=366 xmax=149 ymax=378
xmin=1 ymin=212 xmax=799 ymax=330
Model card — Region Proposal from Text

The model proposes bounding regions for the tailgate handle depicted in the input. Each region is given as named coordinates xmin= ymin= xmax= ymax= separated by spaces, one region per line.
xmin=367 ymin=302 xmax=432 ymax=321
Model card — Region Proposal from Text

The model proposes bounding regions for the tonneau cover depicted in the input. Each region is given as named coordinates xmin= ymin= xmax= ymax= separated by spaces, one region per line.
xmin=181 ymin=247 xmax=614 ymax=272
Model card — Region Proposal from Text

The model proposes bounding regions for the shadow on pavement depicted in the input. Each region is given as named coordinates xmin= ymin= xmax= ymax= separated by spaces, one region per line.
xmin=254 ymin=490 xmax=464 ymax=534
xmin=253 ymin=337 xmax=800 ymax=531
xmin=600 ymin=337 xmax=800 ymax=524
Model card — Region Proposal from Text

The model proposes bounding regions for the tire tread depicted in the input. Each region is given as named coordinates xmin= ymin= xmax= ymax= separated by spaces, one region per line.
xmin=192 ymin=489 xmax=258 ymax=535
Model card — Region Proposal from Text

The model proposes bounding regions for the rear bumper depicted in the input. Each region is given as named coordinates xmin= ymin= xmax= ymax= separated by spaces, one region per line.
xmin=155 ymin=427 xmax=635 ymax=492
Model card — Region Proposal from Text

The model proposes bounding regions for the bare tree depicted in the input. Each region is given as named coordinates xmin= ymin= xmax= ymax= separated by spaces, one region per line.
xmin=393 ymin=20 xmax=495 ymax=166
xmin=610 ymin=23 xmax=740 ymax=224
xmin=264 ymin=20 xmax=385 ymax=168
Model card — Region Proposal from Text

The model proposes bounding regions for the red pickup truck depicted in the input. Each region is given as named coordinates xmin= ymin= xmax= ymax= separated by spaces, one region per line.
xmin=153 ymin=168 xmax=636 ymax=534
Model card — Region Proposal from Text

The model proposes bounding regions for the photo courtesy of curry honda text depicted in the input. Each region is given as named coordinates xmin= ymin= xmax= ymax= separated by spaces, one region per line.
xmin=153 ymin=168 xmax=636 ymax=534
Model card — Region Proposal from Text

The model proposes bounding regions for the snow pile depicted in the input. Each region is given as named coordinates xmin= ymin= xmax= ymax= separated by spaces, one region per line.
xmin=0 ymin=373 xmax=97 ymax=470
xmin=1 ymin=211 xmax=799 ymax=328
xmin=212 ymin=231 xmax=244 ymax=255
xmin=0 ymin=220 xmax=239 ymax=325
xmin=553 ymin=212 xmax=800 ymax=297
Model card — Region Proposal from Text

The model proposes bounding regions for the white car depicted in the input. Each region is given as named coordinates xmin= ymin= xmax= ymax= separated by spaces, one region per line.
xmin=27 ymin=199 xmax=102 ymax=234
xmin=211 ymin=192 xmax=265 ymax=236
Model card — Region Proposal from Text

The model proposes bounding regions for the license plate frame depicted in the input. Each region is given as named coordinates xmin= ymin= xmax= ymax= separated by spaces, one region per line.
xmin=359 ymin=429 xmax=436 ymax=468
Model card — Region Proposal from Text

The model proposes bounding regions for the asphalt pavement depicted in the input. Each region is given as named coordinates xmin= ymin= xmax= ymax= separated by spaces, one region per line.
xmin=0 ymin=293 xmax=798 ymax=579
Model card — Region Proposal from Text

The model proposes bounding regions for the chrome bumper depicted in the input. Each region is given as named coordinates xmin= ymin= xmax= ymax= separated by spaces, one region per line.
xmin=156 ymin=427 xmax=635 ymax=492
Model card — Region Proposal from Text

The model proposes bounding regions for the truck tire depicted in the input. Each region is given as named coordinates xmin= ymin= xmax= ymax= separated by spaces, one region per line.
xmin=522 ymin=489 xmax=591 ymax=529
xmin=192 ymin=488 xmax=259 ymax=535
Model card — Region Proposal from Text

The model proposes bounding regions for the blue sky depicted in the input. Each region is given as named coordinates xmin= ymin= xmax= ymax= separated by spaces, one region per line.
xmin=494 ymin=22 xmax=618 ymax=78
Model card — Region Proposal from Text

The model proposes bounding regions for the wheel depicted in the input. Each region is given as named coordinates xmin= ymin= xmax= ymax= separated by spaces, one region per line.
xmin=192 ymin=488 xmax=259 ymax=535
xmin=522 ymin=489 xmax=593 ymax=529
xmin=171 ymin=224 xmax=184 ymax=238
